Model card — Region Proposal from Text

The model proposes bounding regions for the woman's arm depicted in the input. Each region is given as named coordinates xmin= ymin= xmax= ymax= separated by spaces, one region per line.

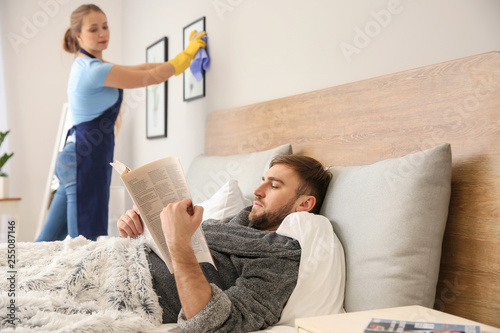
xmin=104 ymin=62 xmax=176 ymax=89
xmin=113 ymin=62 xmax=163 ymax=71
xmin=104 ymin=30 xmax=206 ymax=89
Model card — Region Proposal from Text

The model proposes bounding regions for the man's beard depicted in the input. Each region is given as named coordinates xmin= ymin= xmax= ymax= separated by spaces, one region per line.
xmin=248 ymin=198 xmax=296 ymax=230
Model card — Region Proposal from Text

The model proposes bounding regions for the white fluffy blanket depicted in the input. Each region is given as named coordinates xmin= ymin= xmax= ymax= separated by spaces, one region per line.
xmin=0 ymin=236 xmax=162 ymax=332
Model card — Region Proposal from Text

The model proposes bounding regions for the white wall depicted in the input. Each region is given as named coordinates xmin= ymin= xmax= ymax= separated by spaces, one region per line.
xmin=0 ymin=18 xmax=9 ymax=144
xmin=2 ymin=0 xmax=499 ymax=241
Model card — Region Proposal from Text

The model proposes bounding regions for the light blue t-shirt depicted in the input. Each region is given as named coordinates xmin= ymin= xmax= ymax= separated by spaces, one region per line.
xmin=67 ymin=57 xmax=118 ymax=125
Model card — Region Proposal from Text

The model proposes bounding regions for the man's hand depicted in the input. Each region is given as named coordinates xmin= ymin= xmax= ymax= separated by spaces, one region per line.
xmin=117 ymin=206 xmax=143 ymax=238
xmin=160 ymin=199 xmax=204 ymax=252
xmin=160 ymin=199 xmax=211 ymax=319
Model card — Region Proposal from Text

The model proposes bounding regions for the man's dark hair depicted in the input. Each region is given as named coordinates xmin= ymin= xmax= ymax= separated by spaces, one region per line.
xmin=270 ymin=155 xmax=332 ymax=214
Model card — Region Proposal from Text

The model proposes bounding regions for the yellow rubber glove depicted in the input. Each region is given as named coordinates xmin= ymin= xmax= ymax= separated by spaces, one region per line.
xmin=168 ymin=30 xmax=207 ymax=76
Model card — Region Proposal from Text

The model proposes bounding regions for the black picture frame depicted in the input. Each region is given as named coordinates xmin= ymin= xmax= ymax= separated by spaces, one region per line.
xmin=183 ymin=17 xmax=206 ymax=101
xmin=146 ymin=37 xmax=168 ymax=139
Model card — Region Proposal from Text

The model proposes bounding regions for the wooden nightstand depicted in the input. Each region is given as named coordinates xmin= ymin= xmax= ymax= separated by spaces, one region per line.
xmin=295 ymin=305 xmax=500 ymax=333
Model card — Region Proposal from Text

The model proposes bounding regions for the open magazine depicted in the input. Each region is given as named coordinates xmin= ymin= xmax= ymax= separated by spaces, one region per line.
xmin=110 ymin=157 xmax=215 ymax=273
xmin=364 ymin=318 xmax=480 ymax=333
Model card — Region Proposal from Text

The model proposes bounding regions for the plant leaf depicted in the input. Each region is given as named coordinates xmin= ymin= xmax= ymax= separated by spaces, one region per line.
xmin=0 ymin=130 xmax=9 ymax=146
xmin=0 ymin=152 xmax=14 ymax=170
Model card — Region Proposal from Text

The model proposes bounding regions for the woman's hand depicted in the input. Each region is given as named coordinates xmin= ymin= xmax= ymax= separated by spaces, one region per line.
xmin=168 ymin=30 xmax=207 ymax=76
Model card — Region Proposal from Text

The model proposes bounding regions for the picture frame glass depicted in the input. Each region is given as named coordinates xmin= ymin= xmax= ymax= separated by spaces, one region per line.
xmin=146 ymin=37 xmax=168 ymax=138
xmin=183 ymin=17 xmax=205 ymax=101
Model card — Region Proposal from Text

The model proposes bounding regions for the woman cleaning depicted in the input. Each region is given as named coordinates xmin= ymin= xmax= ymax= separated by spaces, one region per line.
xmin=36 ymin=4 xmax=206 ymax=241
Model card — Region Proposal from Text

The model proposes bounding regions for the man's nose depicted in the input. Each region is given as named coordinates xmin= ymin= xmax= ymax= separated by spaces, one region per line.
xmin=253 ymin=183 xmax=265 ymax=198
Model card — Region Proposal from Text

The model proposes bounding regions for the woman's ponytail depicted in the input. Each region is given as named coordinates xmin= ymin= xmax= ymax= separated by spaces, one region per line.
xmin=62 ymin=27 xmax=79 ymax=54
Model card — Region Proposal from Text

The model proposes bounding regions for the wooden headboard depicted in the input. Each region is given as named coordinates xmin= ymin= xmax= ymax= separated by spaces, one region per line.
xmin=205 ymin=52 xmax=500 ymax=327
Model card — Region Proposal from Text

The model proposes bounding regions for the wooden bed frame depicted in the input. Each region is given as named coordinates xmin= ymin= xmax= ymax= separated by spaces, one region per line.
xmin=204 ymin=51 xmax=500 ymax=327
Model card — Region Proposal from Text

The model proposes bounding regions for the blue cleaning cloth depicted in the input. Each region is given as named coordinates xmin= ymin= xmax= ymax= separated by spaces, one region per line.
xmin=190 ymin=33 xmax=210 ymax=81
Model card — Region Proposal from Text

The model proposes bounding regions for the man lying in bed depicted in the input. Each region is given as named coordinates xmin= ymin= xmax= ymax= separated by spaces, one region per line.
xmin=117 ymin=154 xmax=332 ymax=333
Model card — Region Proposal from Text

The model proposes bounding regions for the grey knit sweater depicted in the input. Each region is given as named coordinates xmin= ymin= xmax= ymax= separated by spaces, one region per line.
xmin=148 ymin=206 xmax=301 ymax=333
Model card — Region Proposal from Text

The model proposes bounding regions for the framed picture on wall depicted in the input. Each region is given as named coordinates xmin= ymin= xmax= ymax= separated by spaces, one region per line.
xmin=183 ymin=17 xmax=205 ymax=101
xmin=146 ymin=36 xmax=168 ymax=139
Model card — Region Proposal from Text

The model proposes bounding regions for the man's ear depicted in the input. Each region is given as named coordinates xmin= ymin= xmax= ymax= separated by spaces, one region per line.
xmin=295 ymin=195 xmax=316 ymax=213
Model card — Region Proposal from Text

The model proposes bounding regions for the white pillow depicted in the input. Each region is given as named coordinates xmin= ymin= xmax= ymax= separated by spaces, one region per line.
xmin=197 ymin=179 xmax=252 ymax=221
xmin=320 ymin=143 xmax=452 ymax=312
xmin=276 ymin=212 xmax=345 ymax=326
xmin=186 ymin=144 xmax=292 ymax=203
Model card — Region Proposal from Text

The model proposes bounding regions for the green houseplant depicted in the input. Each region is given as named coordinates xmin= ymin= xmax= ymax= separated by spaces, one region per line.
xmin=0 ymin=130 xmax=14 ymax=198
xmin=0 ymin=130 xmax=14 ymax=177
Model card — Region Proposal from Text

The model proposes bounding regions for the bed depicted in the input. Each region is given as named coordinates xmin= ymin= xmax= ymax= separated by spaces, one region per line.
xmin=156 ymin=51 xmax=500 ymax=331
xmin=1 ymin=51 xmax=499 ymax=332
xmin=195 ymin=51 xmax=500 ymax=329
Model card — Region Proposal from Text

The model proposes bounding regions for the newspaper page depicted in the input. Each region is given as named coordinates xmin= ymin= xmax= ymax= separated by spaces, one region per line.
xmin=110 ymin=157 xmax=215 ymax=273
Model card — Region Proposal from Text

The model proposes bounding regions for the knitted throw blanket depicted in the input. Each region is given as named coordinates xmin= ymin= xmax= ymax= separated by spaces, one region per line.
xmin=0 ymin=236 xmax=162 ymax=332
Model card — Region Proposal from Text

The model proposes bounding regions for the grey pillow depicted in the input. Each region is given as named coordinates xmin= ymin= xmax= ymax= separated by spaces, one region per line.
xmin=320 ymin=143 xmax=452 ymax=312
xmin=186 ymin=144 xmax=292 ymax=203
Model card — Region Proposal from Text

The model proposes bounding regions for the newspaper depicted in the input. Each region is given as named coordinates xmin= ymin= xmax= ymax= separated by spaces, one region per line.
xmin=110 ymin=157 xmax=215 ymax=273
